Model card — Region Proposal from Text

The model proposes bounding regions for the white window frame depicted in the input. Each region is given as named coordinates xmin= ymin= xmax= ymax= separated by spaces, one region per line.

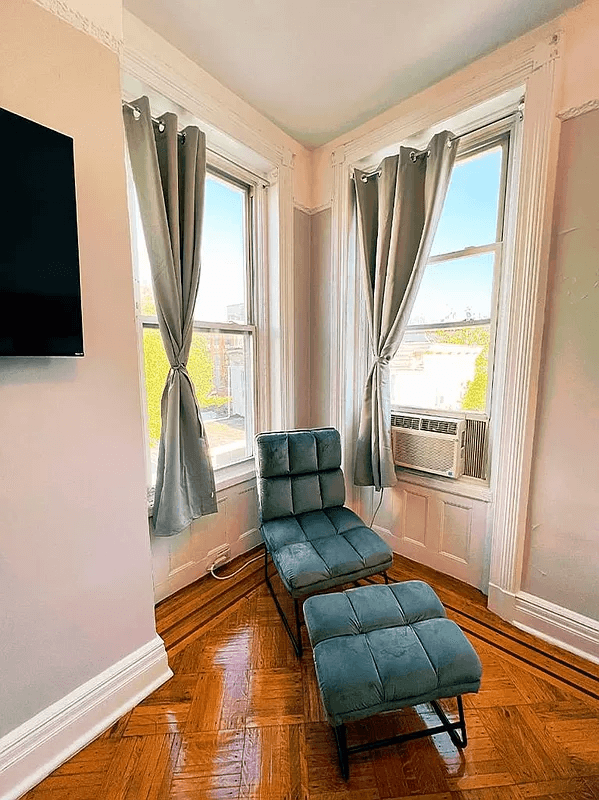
xmin=327 ymin=30 xmax=562 ymax=613
xmin=392 ymin=122 xmax=514 ymax=427
xmin=129 ymin=150 xmax=268 ymax=490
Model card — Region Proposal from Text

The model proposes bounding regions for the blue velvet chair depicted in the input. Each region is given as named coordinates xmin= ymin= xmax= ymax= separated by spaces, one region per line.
xmin=255 ymin=427 xmax=393 ymax=655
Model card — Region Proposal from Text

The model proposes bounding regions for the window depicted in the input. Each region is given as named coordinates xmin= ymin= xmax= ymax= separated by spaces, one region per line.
xmin=390 ymin=135 xmax=509 ymax=416
xmin=132 ymin=168 xmax=256 ymax=482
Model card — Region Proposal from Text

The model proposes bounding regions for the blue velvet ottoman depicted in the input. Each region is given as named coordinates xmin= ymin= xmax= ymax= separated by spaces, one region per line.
xmin=303 ymin=580 xmax=482 ymax=779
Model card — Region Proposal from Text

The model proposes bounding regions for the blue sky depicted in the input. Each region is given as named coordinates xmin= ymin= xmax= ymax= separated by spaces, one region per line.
xmin=136 ymin=174 xmax=246 ymax=323
xmin=409 ymin=145 xmax=502 ymax=325
xmin=195 ymin=176 xmax=246 ymax=323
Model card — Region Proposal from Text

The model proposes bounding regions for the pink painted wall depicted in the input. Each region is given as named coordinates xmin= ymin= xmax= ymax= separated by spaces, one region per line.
xmin=0 ymin=0 xmax=157 ymax=737
xmin=521 ymin=108 xmax=599 ymax=619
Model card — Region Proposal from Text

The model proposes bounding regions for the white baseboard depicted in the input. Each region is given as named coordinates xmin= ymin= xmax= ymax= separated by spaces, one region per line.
xmin=513 ymin=592 xmax=599 ymax=666
xmin=488 ymin=582 xmax=599 ymax=665
xmin=0 ymin=635 xmax=171 ymax=800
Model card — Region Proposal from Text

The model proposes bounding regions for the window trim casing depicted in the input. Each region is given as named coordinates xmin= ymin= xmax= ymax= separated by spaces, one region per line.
xmin=328 ymin=29 xmax=563 ymax=611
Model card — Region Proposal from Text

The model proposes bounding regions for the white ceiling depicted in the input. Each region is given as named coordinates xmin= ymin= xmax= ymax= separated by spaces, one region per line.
xmin=124 ymin=0 xmax=581 ymax=148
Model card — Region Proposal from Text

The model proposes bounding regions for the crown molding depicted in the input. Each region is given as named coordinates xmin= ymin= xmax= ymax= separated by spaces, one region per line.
xmin=31 ymin=0 xmax=122 ymax=53
xmin=122 ymin=11 xmax=306 ymax=174
xmin=558 ymin=98 xmax=599 ymax=121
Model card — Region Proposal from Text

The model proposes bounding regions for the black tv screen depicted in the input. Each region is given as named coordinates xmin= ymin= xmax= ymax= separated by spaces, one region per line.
xmin=0 ymin=107 xmax=83 ymax=356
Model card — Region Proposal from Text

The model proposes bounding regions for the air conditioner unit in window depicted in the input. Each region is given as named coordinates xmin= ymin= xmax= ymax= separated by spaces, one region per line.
xmin=391 ymin=412 xmax=466 ymax=479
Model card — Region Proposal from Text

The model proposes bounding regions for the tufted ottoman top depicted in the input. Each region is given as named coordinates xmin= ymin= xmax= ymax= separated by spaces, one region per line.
xmin=303 ymin=581 xmax=482 ymax=726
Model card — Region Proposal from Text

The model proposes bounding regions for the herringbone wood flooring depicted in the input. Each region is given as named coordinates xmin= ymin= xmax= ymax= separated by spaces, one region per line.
xmin=23 ymin=551 xmax=599 ymax=799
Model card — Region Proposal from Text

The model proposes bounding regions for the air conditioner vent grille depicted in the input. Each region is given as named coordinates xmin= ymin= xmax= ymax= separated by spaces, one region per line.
xmin=420 ymin=418 xmax=458 ymax=435
xmin=391 ymin=414 xmax=420 ymax=430
xmin=393 ymin=432 xmax=458 ymax=475
xmin=463 ymin=418 xmax=488 ymax=480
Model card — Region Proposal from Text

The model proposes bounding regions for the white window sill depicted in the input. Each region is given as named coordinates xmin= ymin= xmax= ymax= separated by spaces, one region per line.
xmin=146 ymin=458 xmax=256 ymax=517
xmin=215 ymin=458 xmax=256 ymax=492
xmin=394 ymin=467 xmax=492 ymax=502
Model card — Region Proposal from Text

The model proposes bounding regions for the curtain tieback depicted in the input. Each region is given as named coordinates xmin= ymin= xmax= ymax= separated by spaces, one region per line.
xmin=171 ymin=362 xmax=188 ymax=371
xmin=368 ymin=355 xmax=391 ymax=377
xmin=372 ymin=356 xmax=391 ymax=368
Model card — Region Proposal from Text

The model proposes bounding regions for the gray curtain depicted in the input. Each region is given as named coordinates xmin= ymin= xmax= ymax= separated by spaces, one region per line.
xmin=123 ymin=96 xmax=217 ymax=536
xmin=353 ymin=131 xmax=456 ymax=489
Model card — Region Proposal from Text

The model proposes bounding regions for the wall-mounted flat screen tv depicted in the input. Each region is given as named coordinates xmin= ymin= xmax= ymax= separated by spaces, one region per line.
xmin=0 ymin=107 xmax=83 ymax=356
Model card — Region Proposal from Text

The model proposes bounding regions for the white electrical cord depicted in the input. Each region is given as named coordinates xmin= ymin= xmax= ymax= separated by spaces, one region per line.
xmin=370 ymin=488 xmax=385 ymax=527
xmin=210 ymin=553 xmax=264 ymax=581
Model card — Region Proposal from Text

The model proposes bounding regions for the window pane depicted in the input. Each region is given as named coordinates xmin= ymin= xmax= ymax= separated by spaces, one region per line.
xmin=390 ymin=325 xmax=490 ymax=413
xmin=142 ymin=328 xmax=252 ymax=480
xmin=430 ymin=145 xmax=503 ymax=256
xmin=409 ymin=252 xmax=495 ymax=326
xmin=191 ymin=330 xmax=252 ymax=469
xmin=195 ymin=176 xmax=247 ymax=324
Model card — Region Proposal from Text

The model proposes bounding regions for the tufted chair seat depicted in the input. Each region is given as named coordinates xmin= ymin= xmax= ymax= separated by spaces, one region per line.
xmin=255 ymin=427 xmax=393 ymax=655
xmin=262 ymin=507 xmax=391 ymax=595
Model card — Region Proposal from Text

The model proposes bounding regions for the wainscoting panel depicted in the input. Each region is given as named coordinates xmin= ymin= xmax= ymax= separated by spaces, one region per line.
xmin=380 ymin=479 xmax=490 ymax=589
xmin=402 ymin=489 xmax=429 ymax=548
xmin=152 ymin=475 xmax=260 ymax=603
xmin=440 ymin=500 xmax=472 ymax=564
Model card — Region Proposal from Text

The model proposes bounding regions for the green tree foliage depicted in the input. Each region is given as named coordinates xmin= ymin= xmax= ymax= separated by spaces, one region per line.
xmin=431 ymin=326 xmax=490 ymax=411
xmin=143 ymin=329 xmax=228 ymax=446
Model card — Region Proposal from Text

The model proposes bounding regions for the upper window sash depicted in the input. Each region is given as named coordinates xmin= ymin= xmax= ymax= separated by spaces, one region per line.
xmin=406 ymin=318 xmax=491 ymax=332
xmin=139 ymin=316 xmax=255 ymax=335
xmin=428 ymin=242 xmax=499 ymax=265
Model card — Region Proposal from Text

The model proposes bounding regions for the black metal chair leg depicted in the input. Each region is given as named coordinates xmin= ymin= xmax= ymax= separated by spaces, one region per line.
xmin=333 ymin=724 xmax=349 ymax=780
xmin=263 ymin=548 xmax=303 ymax=657
xmin=294 ymin=598 xmax=302 ymax=643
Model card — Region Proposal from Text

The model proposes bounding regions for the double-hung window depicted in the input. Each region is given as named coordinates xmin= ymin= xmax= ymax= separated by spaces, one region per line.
xmin=390 ymin=131 xmax=510 ymax=421
xmin=132 ymin=165 xmax=257 ymax=483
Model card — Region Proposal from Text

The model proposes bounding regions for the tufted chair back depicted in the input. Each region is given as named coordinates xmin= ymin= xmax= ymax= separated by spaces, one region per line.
xmin=255 ymin=428 xmax=346 ymax=522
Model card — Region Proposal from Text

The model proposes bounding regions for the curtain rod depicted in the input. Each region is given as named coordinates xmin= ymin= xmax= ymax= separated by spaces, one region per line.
xmin=123 ymin=99 xmax=179 ymax=134
xmin=122 ymin=99 xmax=268 ymax=184
xmin=353 ymin=108 xmax=522 ymax=182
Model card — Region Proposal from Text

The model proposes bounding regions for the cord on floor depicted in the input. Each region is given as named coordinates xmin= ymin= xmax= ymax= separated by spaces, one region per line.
xmin=210 ymin=553 xmax=264 ymax=581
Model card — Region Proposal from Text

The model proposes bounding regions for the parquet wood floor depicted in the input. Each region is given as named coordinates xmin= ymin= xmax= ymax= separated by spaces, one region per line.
xmin=23 ymin=551 xmax=599 ymax=800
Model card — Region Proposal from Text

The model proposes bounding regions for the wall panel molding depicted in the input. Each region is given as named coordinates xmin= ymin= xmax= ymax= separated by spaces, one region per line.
xmin=558 ymin=98 xmax=599 ymax=120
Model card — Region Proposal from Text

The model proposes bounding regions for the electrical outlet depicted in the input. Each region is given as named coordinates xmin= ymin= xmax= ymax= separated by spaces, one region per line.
xmin=206 ymin=544 xmax=230 ymax=572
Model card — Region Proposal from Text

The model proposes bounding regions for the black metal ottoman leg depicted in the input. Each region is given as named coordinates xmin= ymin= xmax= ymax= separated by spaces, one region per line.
xmin=456 ymin=695 xmax=467 ymax=747
xmin=294 ymin=598 xmax=303 ymax=656
xmin=333 ymin=724 xmax=349 ymax=780
xmin=431 ymin=695 xmax=468 ymax=749
xmin=383 ymin=571 xmax=389 ymax=584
